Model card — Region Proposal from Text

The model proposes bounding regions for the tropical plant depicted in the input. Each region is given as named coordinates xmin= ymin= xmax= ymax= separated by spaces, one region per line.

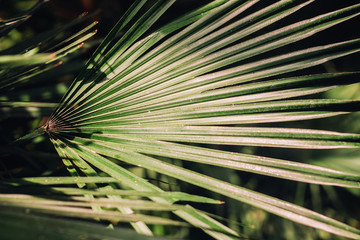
xmin=1 ymin=0 xmax=360 ymax=239
xmin=0 ymin=0 xmax=97 ymax=117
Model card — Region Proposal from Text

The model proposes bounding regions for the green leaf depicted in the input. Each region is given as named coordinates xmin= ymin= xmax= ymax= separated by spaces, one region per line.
xmin=0 ymin=186 xmax=222 ymax=204
xmin=0 ymin=193 xmax=206 ymax=212
xmin=1 ymin=204 xmax=187 ymax=226
xmin=0 ymin=208 xmax=157 ymax=240
xmin=14 ymin=1 xmax=360 ymax=239
xmin=0 ymin=53 xmax=55 ymax=66
xmin=2 ymin=176 xmax=121 ymax=186
xmin=53 ymin=137 xmax=240 ymax=239
xmin=64 ymin=132 xmax=360 ymax=187
xmin=60 ymin=139 xmax=360 ymax=239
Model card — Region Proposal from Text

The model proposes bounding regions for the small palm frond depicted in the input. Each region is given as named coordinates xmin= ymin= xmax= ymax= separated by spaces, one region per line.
xmin=0 ymin=0 xmax=46 ymax=36
xmin=0 ymin=1 xmax=97 ymax=119
xmin=0 ymin=206 xmax=170 ymax=240
xmin=11 ymin=0 xmax=360 ymax=239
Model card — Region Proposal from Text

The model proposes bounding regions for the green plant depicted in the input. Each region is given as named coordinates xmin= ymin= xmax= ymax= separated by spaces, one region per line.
xmin=0 ymin=0 xmax=96 ymax=118
xmin=1 ymin=0 xmax=360 ymax=239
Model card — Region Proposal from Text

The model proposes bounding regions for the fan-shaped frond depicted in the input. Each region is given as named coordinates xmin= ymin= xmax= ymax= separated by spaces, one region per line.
xmin=14 ymin=0 xmax=360 ymax=239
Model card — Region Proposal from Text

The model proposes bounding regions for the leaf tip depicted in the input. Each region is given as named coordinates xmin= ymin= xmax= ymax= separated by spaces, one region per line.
xmin=55 ymin=61 xmax=63 ymax=67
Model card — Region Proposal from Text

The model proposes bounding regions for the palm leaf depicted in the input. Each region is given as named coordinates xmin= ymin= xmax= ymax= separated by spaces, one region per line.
xmin=8 ymin=0 xmax=360 ymax=239
xmin=0 ymin=1 xmax=97 ymax=121
xmin=0 ymin=208 xmax=168 ymax=240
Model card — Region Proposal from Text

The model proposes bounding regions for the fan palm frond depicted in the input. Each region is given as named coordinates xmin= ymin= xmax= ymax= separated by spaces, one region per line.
xmin=7 ymin=0 xmax=360 ymax=239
